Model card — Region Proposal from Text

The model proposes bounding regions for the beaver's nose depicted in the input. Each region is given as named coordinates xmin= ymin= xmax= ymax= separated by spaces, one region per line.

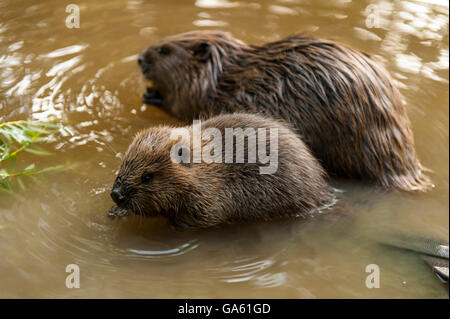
xmin=110 ymin=188 xmax=125 ymax=205
xmin=138 ymin=52 xmax=147 ymax=66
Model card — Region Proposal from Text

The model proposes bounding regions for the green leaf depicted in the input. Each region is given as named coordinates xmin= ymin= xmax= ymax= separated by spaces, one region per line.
xmin=35 ymin=164 xmax=65 ymax=174
xmin=24 ymin=147 xmax=54 ymax=156
xmin=0 ymin=129 xmax=13 ymax=143
xmin=0 ymin=143 xmax=10 ymax=161
xmin=0 ymin=178 xmax=12 ymax=190
xmin=0 ymin=120 xmax=64 ymax=191
xmin=6 ymin=155 xmax=16 ymax=171
xmin=17 ymin=177 xmax=26 ymax=190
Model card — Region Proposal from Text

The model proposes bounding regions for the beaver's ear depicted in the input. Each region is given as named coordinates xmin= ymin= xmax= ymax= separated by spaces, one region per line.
xmin=193 ymin=41 xmax=211 ymax=62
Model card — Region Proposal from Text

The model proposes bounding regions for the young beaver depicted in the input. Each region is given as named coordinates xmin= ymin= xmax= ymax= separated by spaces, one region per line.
xmin=138 ymin=31 xmax=431 ymax=192
xmin=110 ymin=113 xmax=334 ymax=228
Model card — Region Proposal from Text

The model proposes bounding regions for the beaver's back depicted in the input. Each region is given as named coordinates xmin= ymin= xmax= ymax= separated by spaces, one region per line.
xmin=210 ymin=35 xmax=431 ymax=191
xmin=189 ymin=113 xmax=334 ymax=223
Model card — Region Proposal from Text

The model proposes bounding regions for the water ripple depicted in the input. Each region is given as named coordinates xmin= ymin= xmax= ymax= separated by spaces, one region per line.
xmin=126 ymin=240 xmax=200 ymax=258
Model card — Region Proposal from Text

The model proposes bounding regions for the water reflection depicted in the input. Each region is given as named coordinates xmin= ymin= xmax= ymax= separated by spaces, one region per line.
xmin=40 ymin=45 xmax=88 ymax=58
xmin=371 ymin=0 xmax=449 ymax=84
xmin=126 ymin=240 xmax=200 ymax=258
xmin=195 ymin=0 xmax=238 ymax=9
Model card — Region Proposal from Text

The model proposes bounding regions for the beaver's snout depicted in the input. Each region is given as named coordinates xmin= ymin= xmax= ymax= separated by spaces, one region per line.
xmin=138 ymin=50 xmax=154 ymax=77
xmin=138 ymin=52 xmax=147 ymax=66
xmin=110 ymin=188 xmax=126 ymax=206
xmin=138 ymin=50 xmax=154 ymax=68
xmin=138 ymin=49 xmax=155 ymax=80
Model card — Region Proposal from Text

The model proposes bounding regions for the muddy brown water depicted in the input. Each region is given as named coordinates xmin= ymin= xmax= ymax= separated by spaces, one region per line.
xmin=0 ymin=0 xmax=448 ymax=298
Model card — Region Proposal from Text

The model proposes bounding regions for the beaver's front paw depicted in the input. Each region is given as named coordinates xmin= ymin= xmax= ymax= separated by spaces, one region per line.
xmin=107 ymin=205 xmax=131 ymax=220
xmin=143 ymin=87 xmax=163 ymax=106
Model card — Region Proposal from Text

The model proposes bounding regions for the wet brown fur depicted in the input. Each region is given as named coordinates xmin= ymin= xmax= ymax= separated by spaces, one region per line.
xmin=113 ymin=113 xmax=334 ymax=228
xmin=140 ymin=31 xmax=432 ymax=192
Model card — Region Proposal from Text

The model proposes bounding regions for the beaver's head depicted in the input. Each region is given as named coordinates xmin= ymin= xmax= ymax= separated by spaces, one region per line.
xmin=138 ymin=31 xmax=245 ymax=112
xmin=110 ymin=128 xmax=193 ymax=217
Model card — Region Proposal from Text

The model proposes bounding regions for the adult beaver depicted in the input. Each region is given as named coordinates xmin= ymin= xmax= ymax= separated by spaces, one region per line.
xmin=109 ymin=113 xmax=334 ymax=228
xmin=138 ymin=31 xmax=431 ymax=192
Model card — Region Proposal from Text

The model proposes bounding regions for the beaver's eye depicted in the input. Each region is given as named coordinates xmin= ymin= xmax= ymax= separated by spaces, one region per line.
xmin=158 ymin=46 xmax=171 ymax=56
xmin=141 ymin=173 xmax=154 ymax=184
